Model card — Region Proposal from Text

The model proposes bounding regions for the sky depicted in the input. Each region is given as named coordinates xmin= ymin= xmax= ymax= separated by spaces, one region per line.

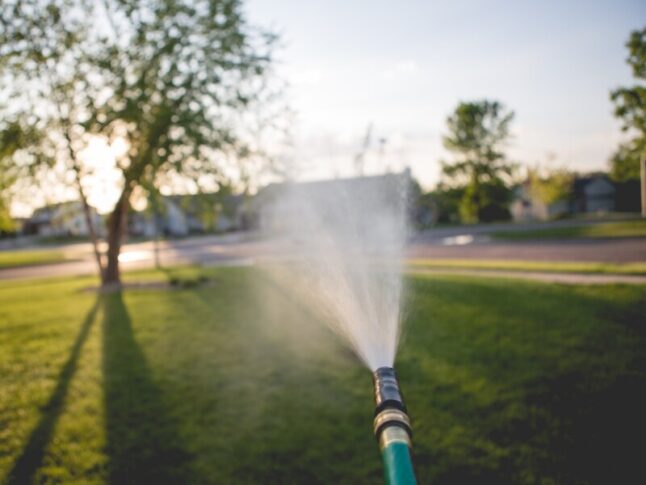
xmin=8 ymin=0 xmax=645 ymax=217
xmin=244 ymin=0 xmax=646 ymax=189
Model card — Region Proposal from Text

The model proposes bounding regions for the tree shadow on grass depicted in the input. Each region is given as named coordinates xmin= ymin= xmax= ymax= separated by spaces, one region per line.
xmin=5 ymin=299 xmax=100 ymax=485
xmin=101 ymin=291 xmax=193 ymax=484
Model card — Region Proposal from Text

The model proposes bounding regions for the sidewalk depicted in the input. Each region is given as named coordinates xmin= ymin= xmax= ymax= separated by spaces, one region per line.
xmin=408 ymin=267 xmax=646 ymax=285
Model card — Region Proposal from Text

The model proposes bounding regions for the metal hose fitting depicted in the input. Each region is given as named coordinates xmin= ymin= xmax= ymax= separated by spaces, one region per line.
xmin=372 ymin=366 xmax=416 ymax=484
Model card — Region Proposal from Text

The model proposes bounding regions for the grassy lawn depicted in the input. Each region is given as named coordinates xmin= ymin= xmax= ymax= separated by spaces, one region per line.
xmin=407 ymin=258 xmax=646 ymax=275
xmin=1 ymin=267 xmax=644 ymax=484
xmin=0 ymin=250 xmax=68 ymax=269
xmin=492 ymin=219 xmax=646 ymax=241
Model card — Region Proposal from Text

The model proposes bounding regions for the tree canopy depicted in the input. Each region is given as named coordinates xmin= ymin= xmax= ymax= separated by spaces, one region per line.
xmin=610 ymin=28 xmax=645 ymax=182
xmin=0 ymin=0 xmax=279 ymax=284
xmin=0 ymin=122 xmax=45 ymax=231
xmin=528 ymin=167 xmax=573 ymax=206
xmin=441 ymin=100 xmax=515 ymax=222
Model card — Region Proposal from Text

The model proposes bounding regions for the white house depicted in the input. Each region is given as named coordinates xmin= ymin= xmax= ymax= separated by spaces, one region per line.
xmin=128 ymin=193 xmax=247 ymax=238
xmin=510 ymin=183 xmax=569 ymax=221
xmin=24 ymin=201 xmax=103 ymax=237
xmin=250 ymin=170 xmax=411 ymax=232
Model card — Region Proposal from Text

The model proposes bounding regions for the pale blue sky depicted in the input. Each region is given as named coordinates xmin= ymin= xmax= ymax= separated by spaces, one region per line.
xmin=246 ymin=0 xmax=645 ymax=188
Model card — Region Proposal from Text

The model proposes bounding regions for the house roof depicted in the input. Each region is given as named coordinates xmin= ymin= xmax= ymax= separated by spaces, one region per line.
xmin=30 ymin=200 xmax=97 ymax=221
xmin=164 ymin=192 xmax=245 ymax=214
xmin=32 ymin=200 xmax=80 ymax=215
xmin=573 ymin=173 xmax=614 ymax=195
xmin=253 ymin=171 xmax=409 ymax=207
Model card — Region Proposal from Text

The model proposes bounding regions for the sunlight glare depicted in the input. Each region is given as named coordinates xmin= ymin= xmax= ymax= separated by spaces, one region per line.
xmin=78 ymin=137 xmax=125 ymax=214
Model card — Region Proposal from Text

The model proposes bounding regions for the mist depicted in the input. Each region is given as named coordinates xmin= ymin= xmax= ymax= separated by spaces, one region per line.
xmin=259 ymin=171 xmax=410 ymax=370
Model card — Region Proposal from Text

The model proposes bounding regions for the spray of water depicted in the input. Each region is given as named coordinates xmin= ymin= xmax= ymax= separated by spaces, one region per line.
xmin=262 ymin=171 xmax=409 ymax=371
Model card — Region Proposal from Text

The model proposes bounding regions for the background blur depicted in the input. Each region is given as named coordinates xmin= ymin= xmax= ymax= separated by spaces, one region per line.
xmin=1 ymin=1 xmax=645 ymax=484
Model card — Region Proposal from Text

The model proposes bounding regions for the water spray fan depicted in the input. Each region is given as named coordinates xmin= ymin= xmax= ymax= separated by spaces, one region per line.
xmin=372 ymin=367 xmax=417 ymax=484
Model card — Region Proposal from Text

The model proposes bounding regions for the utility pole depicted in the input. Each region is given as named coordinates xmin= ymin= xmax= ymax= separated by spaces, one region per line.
xmin=353 ymin=123 xmax=373 ymax=176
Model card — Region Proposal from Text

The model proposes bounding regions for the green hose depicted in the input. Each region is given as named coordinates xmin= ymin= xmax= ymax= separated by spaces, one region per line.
xmin=373 ymin=367 xmax=417 ymax=484
xmin=380 ymin=427 xmax=417 ymax=485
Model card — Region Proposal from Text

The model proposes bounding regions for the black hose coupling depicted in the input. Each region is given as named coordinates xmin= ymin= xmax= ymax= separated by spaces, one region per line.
xmin=373 ymin=367 xmax=412 ymax=441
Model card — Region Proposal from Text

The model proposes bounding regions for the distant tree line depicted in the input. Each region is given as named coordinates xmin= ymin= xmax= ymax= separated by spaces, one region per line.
xmin=426 ymin=27 xmax=645 ymax=224
xmin=0 ymin=11 xmax=643 ymax=251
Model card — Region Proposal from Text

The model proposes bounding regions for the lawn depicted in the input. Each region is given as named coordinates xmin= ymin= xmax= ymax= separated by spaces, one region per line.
xmin=0 ymin=267 xmax=644 ymax=484
xmin=492 ymin=219 xmax=646 ymax=241
xmin=0 ymin=250 xmax=68 ymax=269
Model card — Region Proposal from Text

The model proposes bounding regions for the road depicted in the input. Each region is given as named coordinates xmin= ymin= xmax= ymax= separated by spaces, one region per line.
xmin=0 ymin=233 xmax=267 ymax=280
xmin=0 ymin=227 xmax=644 ymax=281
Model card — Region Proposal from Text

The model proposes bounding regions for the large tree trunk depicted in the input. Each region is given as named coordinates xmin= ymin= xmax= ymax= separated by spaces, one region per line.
xmin=104 ymin=191 xmax=130 ymax=288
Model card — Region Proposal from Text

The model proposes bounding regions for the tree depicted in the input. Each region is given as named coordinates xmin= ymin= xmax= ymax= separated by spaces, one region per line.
xmin=0 ymin=0 xmax=277 ymax=287
xmin=610 ymin=28 xmax=645 ymax=214
xmin=0 ymin=122 xmax=44 ymax=232
xmin=610 ymin=142 xmax=642 ymax=181
xmin=0 ymin=130 xmax=17 ymax=232
xmin=431 ymin=183 xmax=464 ymax=223
xmin=528 ymin=167 xmax=573 ymax=206
xmin=0 ymin=178 xmax=14 ymax=233
xmin=441 ymin=100 xmax=515 ymax=222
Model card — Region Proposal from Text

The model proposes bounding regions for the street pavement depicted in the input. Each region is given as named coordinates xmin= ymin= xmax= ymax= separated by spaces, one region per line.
xmin=0 ymin=226 xmax=644 ymax=281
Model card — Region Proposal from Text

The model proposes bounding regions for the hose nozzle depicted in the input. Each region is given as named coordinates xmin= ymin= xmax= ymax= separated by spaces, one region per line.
xmin=374 ymin=366 xmax=407 ymax=414
xmin=372 ymin=366 xmax=416 ymax=484
xmin=372 ymin=366 xmax=412 ymax=439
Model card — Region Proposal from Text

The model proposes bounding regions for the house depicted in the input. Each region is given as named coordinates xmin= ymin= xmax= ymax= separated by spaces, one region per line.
xmin=166 ymin=193 xmax=247 ymax=233
xmin=127 ymin=211 xmax=160 ymax=238
xmin=129 ymin=172 xmax=415 ymax=238
xmin=510 ymin=173 xmax=617 ymax=222
xmin=572 ymin=175 xmax=616 ymax=213
xmin=23 ymin=201 xmax=103 ymax=237
xmin=249 ymin=170 xmax=412 ymax=231
xmin=128 ymin=192 xmax=248 ymax=238
xmin=510 ymin=182 xmax=569 ymax=221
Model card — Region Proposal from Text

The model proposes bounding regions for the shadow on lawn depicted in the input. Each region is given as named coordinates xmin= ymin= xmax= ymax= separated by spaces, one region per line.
xmin=101 ymin=291 xmax=193 ymax=484
xmin=6 ymin=300 xmax=100 ymax=485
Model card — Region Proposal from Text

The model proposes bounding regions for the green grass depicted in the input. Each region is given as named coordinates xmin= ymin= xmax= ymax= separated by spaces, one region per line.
xmin=0 ymin=250 xmax=68 ymax=269
xmin=492 ymin=219 xmax=646 ymax=240
xmin=1 ymin=267 xmax=644 ymax=484
xmin=408 ymin=258 xmax=646 ymax=275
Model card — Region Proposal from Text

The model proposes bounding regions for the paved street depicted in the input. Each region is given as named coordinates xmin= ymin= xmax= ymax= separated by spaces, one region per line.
xmin=1 ymin=224 xmax=645 ymax=281
xmin=0 ymin=233 xmax=266 ymax=280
